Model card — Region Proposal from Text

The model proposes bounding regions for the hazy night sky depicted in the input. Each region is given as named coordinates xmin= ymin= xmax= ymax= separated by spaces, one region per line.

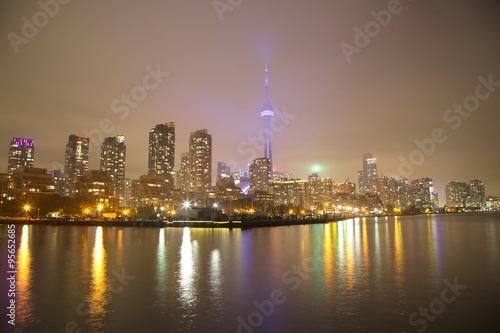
xmin=1 ymin=0 xmax=499 ymax=203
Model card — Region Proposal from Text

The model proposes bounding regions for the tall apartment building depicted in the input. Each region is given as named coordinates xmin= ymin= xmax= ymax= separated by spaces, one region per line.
xmin=188 ymin=129 xmax=212 ymax=193
xmin=101 ymin=135 xmax=126 ymax=204
xmin=148 ymin=122 xmax=175 ymax=188
xmin=64 ymin=135 xmax=90 ymax=197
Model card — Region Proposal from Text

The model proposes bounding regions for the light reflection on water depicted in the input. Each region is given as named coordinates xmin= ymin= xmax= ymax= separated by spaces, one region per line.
xmin=87 ymin=226 xmax=109 ymax=331
xmin=2 ymin=213 xmax=500 ymax=332
xmin=155 ymin=228 xmax=167 ymax=310
xmin=208 ymin=249 xmax=223 ymax=323
xmin=178 ymin=227 xmax=199 ymax=327
xmin=17 ymin=225 xmax=33 ymax=327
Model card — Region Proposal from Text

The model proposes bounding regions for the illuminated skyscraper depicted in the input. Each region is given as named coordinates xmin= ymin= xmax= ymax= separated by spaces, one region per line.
xmin=64 ymin=135 xmax=90 ymax=197
xmin=8 ymin=137 xmax=35 ymax=174
xmin=148 ymin=122 xmax=175 ymax=188
xmin=359 ymin=153 xmax=378 ymax=194
xmin=249 ymin=157 xmax=271 ymax=192
xmin=468 ymin=179 xmax=485 ymax=208
xmin=101 ymin=135 xmax=126 ymax=204
xmin=188 ymin=129 xmax=212 ymax=193
xmin=446 ymin=181 xmax=469 ymax=207
xmin=260 ymin=65 xmax=275 ymax=174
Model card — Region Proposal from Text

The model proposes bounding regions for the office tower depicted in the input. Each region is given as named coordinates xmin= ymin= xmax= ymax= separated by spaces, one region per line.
xmin=249 ymin=157 xmax=271 ymax=192
xmin=260 ymin=65 xmax=275 ymax=174
xmin=217 ymin=162 xmax=231 ymax=181
xmin=468 ymin=179 xmax=485 ymax=208
xmin=8 ymin=137 xmax=35 ymax=174
xmin=148 ymin=122 xmax=175 ymax=188
xmin=445 ymin=181 xmax=469 ymax=207
xmin=359 ymin=153 xmax=378 ymax=194
xmin=64 ymin=135 xmax=90 ymax=197
xmin=189 ymin=129 xmax=212 ymax=193
xmin=100 ymin=135 xmax=126 ymax=204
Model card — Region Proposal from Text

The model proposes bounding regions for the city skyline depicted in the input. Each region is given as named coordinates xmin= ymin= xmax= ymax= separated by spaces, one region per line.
xmin=1 ymin=0 xmax=500 ymax=202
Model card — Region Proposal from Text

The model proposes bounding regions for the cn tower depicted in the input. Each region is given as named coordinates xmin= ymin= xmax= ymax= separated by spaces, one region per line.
xmin=260 ymin=64 xmax=274 ymax=174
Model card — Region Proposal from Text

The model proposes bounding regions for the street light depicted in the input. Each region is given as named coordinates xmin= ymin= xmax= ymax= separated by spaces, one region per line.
xmin=24 ymin=204 xmax=30 ymax=217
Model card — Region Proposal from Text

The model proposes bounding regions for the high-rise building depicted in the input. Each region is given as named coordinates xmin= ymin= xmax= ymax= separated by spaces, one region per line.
xmin=249 ymin=157 xmax=271 ymax=192
xmin=148 ymin=122 xmax=175 ymax=188
xmin=359 ymin=153 xmax=378 ymax=194
xmin=64 ymin=135 xmax=90 ymax=197
xmin=445 ymin=181 xmax=469 ymax=207
xmin=260 ymin=65 xmax=275 ymax=174
xmin=188 ymin=129 xmax=212 ymax=193
xmin=101 ymin=135 xmax=126 ymax=204
xmin=410 ymin=177 xmax=434 ymax=208
xmin=217 ymin=162 xmax=231 ymax=181
xmin=8 ymin=137 xmax=35 ymax=174
xmin=468 ymin=179 xmax=485 ymax=208
xmin=177 ymin=152 xmax=190 ymax=192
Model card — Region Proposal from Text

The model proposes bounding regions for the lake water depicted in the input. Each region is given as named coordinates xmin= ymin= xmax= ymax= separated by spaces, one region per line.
xmin=1 ymin=213 xmax=499 ymax=333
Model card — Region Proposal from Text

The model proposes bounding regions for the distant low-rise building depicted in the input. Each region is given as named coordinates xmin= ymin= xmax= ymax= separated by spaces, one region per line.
xmin=11 ymin=167 xmax=55 ymax=201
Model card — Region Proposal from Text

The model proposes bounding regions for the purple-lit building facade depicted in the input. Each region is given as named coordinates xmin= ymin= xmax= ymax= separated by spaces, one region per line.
xmin=8 ymin=137 xmax=35 ymax=174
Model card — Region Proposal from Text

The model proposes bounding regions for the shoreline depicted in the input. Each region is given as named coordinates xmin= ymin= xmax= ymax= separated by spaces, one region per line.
xmin=0 ymin=217 xmax=344 ymax=229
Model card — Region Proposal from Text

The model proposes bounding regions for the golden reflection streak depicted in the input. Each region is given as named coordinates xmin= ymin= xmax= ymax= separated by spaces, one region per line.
xmin=323 ymin=224 xmax=333 ymax=282
xmin=345 ymin=220 xmax=355 ymax=290
xmin=88 ymin=227 xmax=109 ymax=327
xmin=361 ymin=218 xmax=370 ymax=284
xmin=17 ymin=225 xmax=33 ymax=324
xmin=394 ymin=217 xmax=405 ymax=290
